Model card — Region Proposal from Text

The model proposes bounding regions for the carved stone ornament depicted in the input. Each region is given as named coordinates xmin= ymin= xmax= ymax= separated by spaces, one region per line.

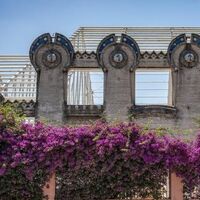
xmin=109 ymin=47 xmax=128 ymax=69
xmin=96 ymin=34 xmax=140 ymax=71
xmin=168 ymin=33 xmax=200 ymax=70
xmin=29 ymin=33 xmax=74 ymax=71
xmin=42 ymin=49 xmax=62 ymax=68
xmin=179 ymin=49 xmax=198 ymax=68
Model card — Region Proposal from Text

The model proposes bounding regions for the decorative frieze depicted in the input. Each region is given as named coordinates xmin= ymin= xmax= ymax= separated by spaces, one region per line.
xmin=75 ymin=51 xmax=97 ymax=59
xmin=73 ymin=51 xmax=169 ymax=69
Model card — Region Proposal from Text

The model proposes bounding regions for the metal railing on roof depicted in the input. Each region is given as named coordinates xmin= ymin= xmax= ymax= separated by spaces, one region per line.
xmin=0 ymin=55 xmax=36 ymax=101
xmin=70 ymin=27 xmax=200 ymax=52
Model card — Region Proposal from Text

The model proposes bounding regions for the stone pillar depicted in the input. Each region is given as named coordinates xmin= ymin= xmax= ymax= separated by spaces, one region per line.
xmin=29 ymin=33 xmax=74 ymax=200
xmin=97 ymin=34 xmax=140 ymax=121
xmin=168 ymin=33 xmax=200 ymax=129
xmin=29 ymin=33 xmax=74 ymax=122
xmin=170 ymin=172 xmax=183 ymax=200
xmin=43 ymin=173 xmax=56 ymax=200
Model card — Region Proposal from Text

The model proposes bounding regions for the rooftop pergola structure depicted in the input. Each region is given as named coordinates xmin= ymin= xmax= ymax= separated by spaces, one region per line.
xmin=70 ymin=27 xmax=200 ymax=52
xmin=0 ymin=58 xmax=95 ymax=104
xmin=0 ymin=55 xmax=96 ymax=104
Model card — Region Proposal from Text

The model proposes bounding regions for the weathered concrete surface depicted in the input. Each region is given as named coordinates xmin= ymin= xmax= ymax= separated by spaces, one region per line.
xmin=29 ymin=33 xmax=74 ymax=123
xmin=104 ymin=66 xmax=134 ymax=121
xmin=99 ymin=40 xmax=138 ymax=121
xmin=26 ymin=33 xmax=200 ymax=132
xmin=132 ymin=38 xmax=200 ymax=131
xmin=73 ymin=51 xmax=169 ymax=69
xmin=36 ymin=45 xmax=69 ymax=122
xmin=173 ymin=45 xmax=200 ymax=129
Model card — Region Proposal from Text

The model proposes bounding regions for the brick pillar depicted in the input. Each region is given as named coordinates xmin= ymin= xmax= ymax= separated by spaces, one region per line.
xmin=43 ymin=173 xmax=56 ymax=200
xmin=170 ymin=172 xmax=183 ymax=200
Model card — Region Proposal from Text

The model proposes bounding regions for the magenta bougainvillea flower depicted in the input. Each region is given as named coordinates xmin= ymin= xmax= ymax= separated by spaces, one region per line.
xmin=0 ymin=121 xmax=200 ymax=199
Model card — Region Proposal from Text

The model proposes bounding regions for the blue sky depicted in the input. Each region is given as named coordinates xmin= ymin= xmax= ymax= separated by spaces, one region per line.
xmin=0 ymin=0 xmax=200 ymax=54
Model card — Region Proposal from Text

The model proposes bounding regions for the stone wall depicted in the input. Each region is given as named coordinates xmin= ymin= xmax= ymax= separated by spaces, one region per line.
xmin=26 ymin=32 xmax=200 ymax=132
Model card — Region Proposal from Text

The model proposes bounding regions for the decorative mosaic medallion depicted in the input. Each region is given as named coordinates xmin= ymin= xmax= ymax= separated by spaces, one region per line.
xmin=109 ymin=49 xmax=128 ymax=69
xmin=29 ymin=33 xmax=74 ymax=71
xmin=42 ymin=49 xmax=62 ymax=68
xmin=180 ymin=49 xmax=198 ymax=68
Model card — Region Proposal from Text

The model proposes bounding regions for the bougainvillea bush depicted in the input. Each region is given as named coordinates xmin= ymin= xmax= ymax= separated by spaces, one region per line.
xmin=1 ymin=112 xmax=200 ymax=199
xmin=0 ymin=105 xmax=45 ymax=200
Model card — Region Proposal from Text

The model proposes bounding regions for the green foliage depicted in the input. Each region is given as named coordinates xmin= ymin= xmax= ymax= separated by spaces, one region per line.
xmin=0 ymin=167 xmax=45 ymax=200
xmin=0 ymin=103 xmax=25 ymax=132
xmin=193 ymin=116 xmax=200 ymax=128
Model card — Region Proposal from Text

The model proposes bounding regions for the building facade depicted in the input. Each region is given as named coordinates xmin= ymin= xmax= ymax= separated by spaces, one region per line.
xmin=1 ymin=27 xmax=200 ymax=131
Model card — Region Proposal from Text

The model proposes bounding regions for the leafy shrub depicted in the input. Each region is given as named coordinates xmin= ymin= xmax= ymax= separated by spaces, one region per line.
xmin=0 ymin=167 xmax=44 ymax=200
xmin=0 ymin=103 xmax=25 ymax=132
xmin=0 ymin=104 xmax=44 ymax=200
